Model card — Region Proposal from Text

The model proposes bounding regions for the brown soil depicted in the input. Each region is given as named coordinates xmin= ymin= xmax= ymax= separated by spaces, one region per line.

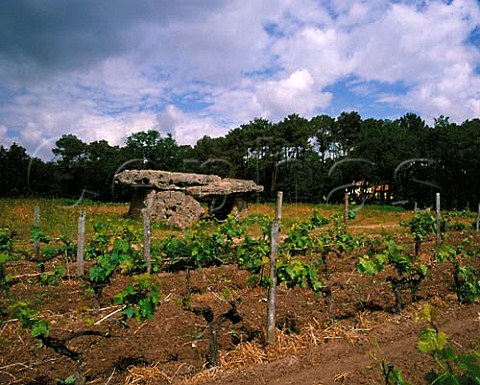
xmin=1 ymin=233 xmax=479 ymax=385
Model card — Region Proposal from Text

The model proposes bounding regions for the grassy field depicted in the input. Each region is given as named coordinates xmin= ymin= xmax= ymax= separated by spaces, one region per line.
xmin=0 ymin=198 xmax=410 ymax=243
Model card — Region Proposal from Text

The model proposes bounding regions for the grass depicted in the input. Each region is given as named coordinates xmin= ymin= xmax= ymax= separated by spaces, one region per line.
xmin=248 ymin=201 xmax=410 ymax=236
xmin=0 ymin=199 xmax=133 ymax=250
xmin=10 ymin=198 xmax=471 ymax=252
xmin=0 ymin=198 xmax=415 ymax=252
xmin=2 ymin=198 xmax=474 ymax=257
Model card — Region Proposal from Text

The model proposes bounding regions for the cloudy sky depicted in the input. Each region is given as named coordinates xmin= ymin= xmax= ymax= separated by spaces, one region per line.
xmin=1 ymin=0 xmax=479 ymax=158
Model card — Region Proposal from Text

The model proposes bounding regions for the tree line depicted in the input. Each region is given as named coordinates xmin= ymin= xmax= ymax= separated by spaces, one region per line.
xmin=1 ymin=111 xmax=479 ymax=210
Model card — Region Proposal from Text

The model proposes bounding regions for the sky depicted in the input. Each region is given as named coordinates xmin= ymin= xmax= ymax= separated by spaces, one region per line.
xmin=1 ymin=0 xmax=480 ymax=159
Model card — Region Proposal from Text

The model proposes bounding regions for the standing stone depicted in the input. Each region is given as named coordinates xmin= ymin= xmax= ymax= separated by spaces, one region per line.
xmin=144 ymin=191 xmax=205 ymax=229
xmin=115 ymin=170 xmax=263 ymax=228
xmin=128 ymin=186 xmax=154 ymax=218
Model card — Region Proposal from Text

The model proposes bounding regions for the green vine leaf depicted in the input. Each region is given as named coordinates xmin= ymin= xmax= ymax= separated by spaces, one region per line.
xmin=417 ymin=326 xmax=448 ymax=353
xmin=31 ymin=320 xmax=50 ymax=338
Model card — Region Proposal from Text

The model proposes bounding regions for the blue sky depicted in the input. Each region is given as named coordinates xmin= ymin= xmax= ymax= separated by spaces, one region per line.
xmin=0 ymin=0 xmax=479 ymax=159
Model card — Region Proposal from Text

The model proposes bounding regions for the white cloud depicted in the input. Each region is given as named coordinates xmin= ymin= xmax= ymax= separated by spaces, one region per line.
xmin=273 ymin=27 xmax=354 ymax=86
xmin=135 ymin=1 xmax=276 ymax=85
xmin=205 ymin=83 xmax=265 ymax=125
xmin=469 ymin=98 xmax=480 ymax=116
xmin=343 ymin=0 xmax=480 ymax=120
xmin=386 ymin=62 xmax=480 ymax=122
xmin=347 ymin=1 xmax=479 ymax=83
xmin=0 ymin=125 xmax=9 ymax=146
xmin=1 ymin=0 xmax=480 ymax=159
xmin=1 ymin=68 xmax=163 ymax=158
xmin=155 ymin=104 xmax=225 ymax=144
xmin=255 ymin=69 xmax=332 ymax=119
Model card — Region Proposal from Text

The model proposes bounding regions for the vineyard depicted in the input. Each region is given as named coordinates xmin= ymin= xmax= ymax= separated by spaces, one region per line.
xmin=0 ymin=199 xmax=479 ymax=385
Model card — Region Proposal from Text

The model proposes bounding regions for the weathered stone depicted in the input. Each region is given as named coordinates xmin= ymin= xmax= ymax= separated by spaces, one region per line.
xmin=186 ymin=178 xmax=263 ymax=200
xmin=115 ymin=170 xmax=221 ymax=190
xmin=128 ymin=186 xmax=154 ymax=218
xmin=116 ymin=169 xmax=263 ymax=228
xmin=144 ymin=190 xmax=205 ymax=229
xmin=208 ymin=196 xmax=249 ymax=220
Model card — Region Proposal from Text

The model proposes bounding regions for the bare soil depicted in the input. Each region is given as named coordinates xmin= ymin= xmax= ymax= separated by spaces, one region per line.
xmin=1 ymin=233 xmax=479 ymax=385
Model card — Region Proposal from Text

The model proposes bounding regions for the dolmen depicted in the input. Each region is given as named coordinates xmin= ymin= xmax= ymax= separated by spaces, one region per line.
xmin=115 ymin=170 xmax=264 ymax=228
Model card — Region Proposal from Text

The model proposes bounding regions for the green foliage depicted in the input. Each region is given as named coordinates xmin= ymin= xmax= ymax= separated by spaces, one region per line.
xmin=273 ymin=212 xmax=332 ymax=291
xmin=357 ymin=252 xmax=389 ymax=275
xmin=382 ymin=305 xmax=480 ymax=385
xmin=155 ymin=214 xmax=270 ymax=274
xmin=357 ymin=237 xmax=428 ymax=311
xmin=86 ymin=220 xmax=142 ymax=260
xmin=85 ymin=222 xmax=111 ymax=259
xmin=57 ymin=235 xmax=77 ymax=259
xmin=270 ymin=211 xmax=365 ymax=293
xmin=444 ymin=209 xmax=474 ymax=219
xmin=191 ymin=215 xmax=250 ymax=267
xmin=187 ymin=222 xmax=230 ymax=267
xmin=372 ymin=205 xmax=406 ymax=212
xmin=2 ymin=111 xmax=480 ymax=208
xmin=0 ymin=229 xmax=15 ymax=292
xmin=417 ymin=326 xmax=448 ymax=354
xmin=11 ymin=301 xmax=50 ymax=339
xmin=0 ymin=229 xmax=13 ymax=253
xmin=310 ymin=212 xmax=331 ymax=228
xmin=88 ymin=254 xmax=116 ymax=285
xmin=348 ymin=209 xmax=357 ymax=220
xmin=441 ymin=210 xmax=473 ymax=233
xmin=382 ymin=361 xmax=413 ymax=385
xmin=448 ymin=222 xmax=469 ymax=232
xmin=235 ymin=233 xmax=270 ymax=275
xmin=87 ymin=222 xmax=145 ymax=298
xmin=234 ymin=214 xmax=271 ymax=276
xmin=455 ymin=265 xmax=480 ymax=303
xmin=402 ymin=211 xmax=437 ymax=255
xmin=154 ymin=212 xmax=329 ymax=294
xmin=41 ymin=237 xmax=77 ymax=261
xmin=154 ymin=235 xmax=191 ymax=270
xmin=88 ymin=238 xmax=144 ymax=295
xmin=30 ymin=228 xmax=51 ymax=244
xmin=219 ymin=214 xmax=248 ymax=240
xmin=40 ymin=266 xmax=67 ymax=286
xmin=276 ymin=255 xmax=324 ymax=293
xmin=26 ymin=227 xmax=76 ymax=278
xmin=56 ymin=375 xmax=76 ymax=385
xmin=113 ymin=274 xmax=161 ymax=324
xmin=417 ymin=304 xmax=480 ymax=384
xmin=124 ymin=130 xmax=182 ymax=170
xmin=356 ymin=238 xmax=405 ymax=275
xmin=282 ymin=222 xmax=316 ymax=254
xmin=436 ymin=242 xmax=480 ymax=303
xmin=0 ymin=254 xmax=12 ymax=292
xmin=312 ymin=213 xmax=364 ymax=277
xmin=282 ymin=213 xmax=325 ymax=255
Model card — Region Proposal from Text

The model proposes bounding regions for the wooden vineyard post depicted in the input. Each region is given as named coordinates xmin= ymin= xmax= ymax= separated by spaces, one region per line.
xmin=436 ymin=193 xmax=441 ymax=245
xmin=275 ymin=191 xmax=283 ymax=223
xmin=344 ymin=192 xmax=349 ymax=227
xmin=76 ymin=210 xmax=86 ymax=278
xmin=476 ymin=203 xmax=480 ymax=234
xmin=34 ymin=205 xmax=41 ymax=227
xmin=33 ymin=205 xmax=40 ymax=254
xmin=267 ymin=191 xmax=283 ymax=345
xmin=33 ymin=206 xmax=41 ymax=270
xmin=143 ymin=208 xmax=151 ymax=274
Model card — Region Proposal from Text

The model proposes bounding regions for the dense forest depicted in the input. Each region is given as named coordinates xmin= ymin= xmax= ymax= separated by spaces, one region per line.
xmin=1 ymin=111 xmax=479 ymax=210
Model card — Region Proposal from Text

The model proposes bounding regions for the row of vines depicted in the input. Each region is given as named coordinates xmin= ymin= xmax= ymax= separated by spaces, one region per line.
xmin=0 ymin=204 xmax=479 ymax=384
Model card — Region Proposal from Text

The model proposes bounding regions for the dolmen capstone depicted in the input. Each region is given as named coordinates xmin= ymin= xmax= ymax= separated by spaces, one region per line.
xmin=115 ymin=170 xmax=264 ymax=228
